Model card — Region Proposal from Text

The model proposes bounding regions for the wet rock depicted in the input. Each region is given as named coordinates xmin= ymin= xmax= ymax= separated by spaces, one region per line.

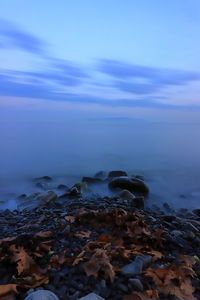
xmin=24 ymin=290 xmax=59 ymax=300
xmin=135 ymin=175 xmax=145 ymax=181
xmin=34 ymin=176 xmax=52 ymax=182
xmin=118 ymin=189 xmax=136 ymax=201
xmin=94 ymin=171 xmax=107 ymax=179
xmin=38 ymin=191 xmax=57 ymax=206
xmin=57 ymin=184 xmax=69 ymax=190
xmin=82 ymin=177 xmax=103 ymax=184
xmin=79 ymin=293 xmax=105 ymax=300
xmin=36 ymin=182 xmax=51 ymax=190
xmin=109 ymin=177 xmax=149 ymax=195
xmin=128 ymin=278 xmax=144 ymax=291
xmin=193 ymin=209 xmax=200 ymax=216
xmin=133 ymin=197 xmax=144 ymax=209
xmin=17 ymin=194 xmax=27 ymax=199
xmin=171 ymin=230 xmax=183 ymax=238
xmin=122 ymin=255 xmax=152 ymax=275
xmin=108 ymin=170 xmax=128 ymax=178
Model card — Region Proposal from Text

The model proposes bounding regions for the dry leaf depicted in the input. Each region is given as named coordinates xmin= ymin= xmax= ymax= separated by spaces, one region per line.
xmin=84 ymin=249 xmax=115 ymax=282
xmin=74 ymin=231 xmax=91 ymax=238
xmin=123 ymin=291 xmax=159 ymax=300
xmin=35 ymin=231 xmax=52 ymax=238
xmin=145 ymin=257 xmax=196 ymax=300
xmin=64 ymin=215 xmax=75 ymax=223
xmin=0 ymin=285 xmax=18 ymax=297
xmin=10 ymin=245 xmax=34 ymax=275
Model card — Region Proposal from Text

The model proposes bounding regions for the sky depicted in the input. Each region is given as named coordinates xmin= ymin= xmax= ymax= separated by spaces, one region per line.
xmin=0 ymin=0 xmax=200 ymax=118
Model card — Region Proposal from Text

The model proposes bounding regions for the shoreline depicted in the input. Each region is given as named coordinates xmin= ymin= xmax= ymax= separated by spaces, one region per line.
xmin=0 ymin=171 xmax=200 ymax=300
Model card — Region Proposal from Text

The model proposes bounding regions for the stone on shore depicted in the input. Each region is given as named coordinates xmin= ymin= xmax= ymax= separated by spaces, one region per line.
xmin=82 ymin=177 xmax=103 ymax=184
xmin=94 ymin=171 xmax=107 ymax=179
xmin=109 ymin=177 xmax=149 ymax=195
xmin=34 ymin=176 xmax=52 ymax=182
xmin=118 ymin=189 xmax=136 ymax=200
xmin=24 ymin=290 xmax=59 ymax=300
xmin=79 ymin=293 xmax=105 ymax=300
xmin=108 ymin=170 xmax=128 ymax=178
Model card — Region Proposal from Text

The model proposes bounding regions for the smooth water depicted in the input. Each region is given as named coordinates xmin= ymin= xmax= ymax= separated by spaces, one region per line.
xmin=0 ymin=103 xmax=200 ymax=210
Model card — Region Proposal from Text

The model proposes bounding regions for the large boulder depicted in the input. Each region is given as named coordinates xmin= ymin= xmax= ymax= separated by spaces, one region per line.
xmin=108 ymin=177 xmax=149 ymax=195
xmin=118 ymin=189 xmax=136 ymax=201
xmin=108 ymin=170 xmax=127 ymax=178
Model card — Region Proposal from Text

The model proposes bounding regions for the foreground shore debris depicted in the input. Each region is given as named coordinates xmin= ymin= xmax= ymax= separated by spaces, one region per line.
xmin=0 ymin=170 xmax=199 ymax=300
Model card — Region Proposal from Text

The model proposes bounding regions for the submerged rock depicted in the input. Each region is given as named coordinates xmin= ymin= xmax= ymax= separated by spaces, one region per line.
xmin=108 ymin=170 xmax=128 ymax=178
xmin=24 ymin=290 xmax=59 ymax=300
xmin=34 ymin=176 xmax=52 ymax=182
xmin=109 ymin=177 xmax=149 ymax=195
xmin=94 ymin=171 xmax=107 ymax=179
xmin=82 ymin=177 xmax=103 ymax=184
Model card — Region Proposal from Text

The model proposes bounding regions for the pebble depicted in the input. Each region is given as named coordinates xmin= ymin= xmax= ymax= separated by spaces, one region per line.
xmin=78 ymin=293 xmax=105 ymax=300
xmin=128 ymin=278 xmax=144 ymax=291
xmin=122 ymin=255 xmax=152 ymax=275
xmin=24 ymin=290 xmax=59 ymax=300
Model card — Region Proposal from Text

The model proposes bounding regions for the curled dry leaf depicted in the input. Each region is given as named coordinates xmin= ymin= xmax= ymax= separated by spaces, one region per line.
xmin=145 ymin=256 xmax=197 ymax=300
xmin=64 ymin=215 xmax=75 ymax=223
xmin=10 ymin=245 xmax=34 ymax=275
xmin=84 ymin=249 xmax=115 ymax=282
xmin=35 ymin=231 xmax=52 ymax=238
xmin=0 ymin=284 xmax=18 ymax=297
xmin=74 ymin=231 xmax=91 ymax=238
xmin=123 ymin=290 xmax=159 ymax=300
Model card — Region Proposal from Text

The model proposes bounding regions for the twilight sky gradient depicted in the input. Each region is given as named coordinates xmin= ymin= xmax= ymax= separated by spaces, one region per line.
xmin=0 ymin=0 xmax=200 ymax=114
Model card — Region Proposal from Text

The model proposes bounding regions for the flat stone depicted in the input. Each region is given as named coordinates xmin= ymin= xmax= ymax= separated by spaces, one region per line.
xmin=24 ymin=290 xmax=59 ymax=300
xmin=79 ymin=293 xmax=105 ymax=300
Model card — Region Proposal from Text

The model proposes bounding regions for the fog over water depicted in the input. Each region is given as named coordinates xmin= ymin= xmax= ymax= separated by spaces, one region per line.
xmin=1 ymin=100 xmax=200 ymax=210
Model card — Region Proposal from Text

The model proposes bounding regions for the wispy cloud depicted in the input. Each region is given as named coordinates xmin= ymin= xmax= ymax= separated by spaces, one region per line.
xmin=0 ymin=19 xmax=200 ymax=110
xmin=98 ymin=59 xmax=200 ymax=95
xmin=0 ymin=18 xmax=47 ymax=55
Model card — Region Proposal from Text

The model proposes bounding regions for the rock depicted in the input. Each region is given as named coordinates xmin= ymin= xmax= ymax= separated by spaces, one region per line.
xmin=24 ymin=290 xmax=59 ymax=300
xmin=118 ymin=189 xmax=136 ymax=201
xmin=171 ymin=230 xmax=183 ymax=237
xmin=17 ymin=194 xmax=27 ymax=199
xmin=74 ymin=182 xmax=89 ymax=193
xmin=82 ymin=177 xmax=103 ymax=184
xmin=128 ymin=278 xmax=144 ymax=291
xmin=135 ymin=175 xmax=145 ymax=181
xmin=108 ymin=177 xmax=149 ymax=195
xmin=133 ymin=197 xmax=144 ymax=209
xmin=38 ymin=191 xmax=57 ymax=206
xmin=34 ymin=176 xmax=52 ymax=182
xmin=108 ymin=170 xmax=128 ymax=178
xmin=94 ymin=171 xmax=107 ymax=179
xmin=122 ymin=255 xmax=152 ymax=275
xmin=36 ymin=182 xmax=51 ymax=190
xmin=192 ymin=209 xmax=200 ymax=216
xmin=79 ymin=293 xmax=105 ymax=300
xmin=57 ymin=184 xmax=69 ymax=190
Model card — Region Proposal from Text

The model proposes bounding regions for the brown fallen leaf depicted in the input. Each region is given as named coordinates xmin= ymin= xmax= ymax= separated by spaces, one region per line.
xmin=35 ymin=231 xmax=52 ymax=238
xmin=145 ymin=256 xmax=196 ymax=300
xmin=74 ymin=231 xmax=91 ymax=238
xmin=0 ymin=295 xmax=16 ymax=300
xmin=0 ymin=237 xmax=16 ymax=246
xmin=73 ymin=250 xmax=86 ymax=265
xmin=64 ymin=215 xmax=75 ymax=223
xmin=84 ymin=249 xmax=115 ymax=282
xmin=123 ymin=291 xmax=159 ymax=300
xmin=10 ymin=245 xmax=34 ymax=275
xmin=16 ymin=265 xmax=49 ymax=288
xmin=0 ymin=285 xmax=18 ymax=297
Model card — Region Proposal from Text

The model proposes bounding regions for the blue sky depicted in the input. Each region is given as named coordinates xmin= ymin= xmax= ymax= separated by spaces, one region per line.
xmin=0 ymin=0 xmax=200 ymax=112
